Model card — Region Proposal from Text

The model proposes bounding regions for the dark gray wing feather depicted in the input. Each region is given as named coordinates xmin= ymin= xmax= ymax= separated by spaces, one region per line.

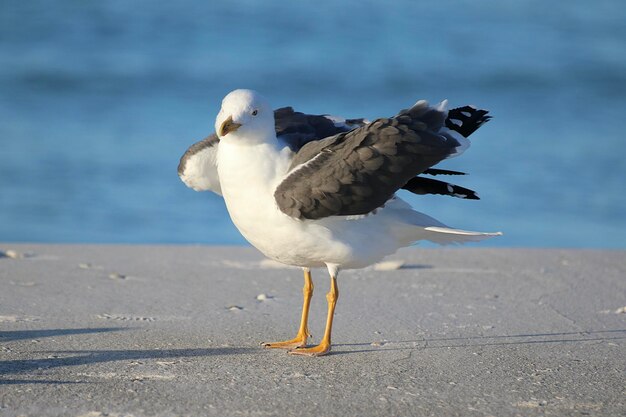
xmin=274 ymin=101 xmax=468 ymax=220
xmin=274 ymin=107 xmax=366 ymax=151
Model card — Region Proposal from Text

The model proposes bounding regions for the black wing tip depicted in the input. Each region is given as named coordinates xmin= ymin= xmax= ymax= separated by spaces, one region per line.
xmin=446 ymin=106 xmax=491 ymax=138
xmin=402 ymin=176 xmax=480 ymax=200
xmin=423 ymin=168 xmax=467 ymax=176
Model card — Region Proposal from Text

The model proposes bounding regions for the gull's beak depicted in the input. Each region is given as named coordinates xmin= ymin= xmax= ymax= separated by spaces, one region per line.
xmin=219 ymin=115 xmax=242 ymax=137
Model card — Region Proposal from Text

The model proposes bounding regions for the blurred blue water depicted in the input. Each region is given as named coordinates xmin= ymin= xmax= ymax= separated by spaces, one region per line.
xmin=1 ymin=0 xmax=625 ymax=248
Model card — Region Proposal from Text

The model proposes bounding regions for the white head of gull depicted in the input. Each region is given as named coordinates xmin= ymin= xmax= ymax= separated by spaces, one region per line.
xmin=215 ymin=89 xmax=275 ymax=145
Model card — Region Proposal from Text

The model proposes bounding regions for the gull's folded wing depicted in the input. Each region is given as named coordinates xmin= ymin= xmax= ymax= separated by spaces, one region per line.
xmin=274 ymin=101 xmax=490 ymax=220
xmin=178 ymin=134 xmax=221 ymax=194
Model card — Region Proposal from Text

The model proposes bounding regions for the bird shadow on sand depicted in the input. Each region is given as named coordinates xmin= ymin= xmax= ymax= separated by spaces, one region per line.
xmin=0 ymin=327 xmax=126 ymax=343
xmin=331 ymin=329 xmax=626 ymax=355
xmin=0 ymin=378 xmax=86 ymax=385
xmin=397 ymin=264 xmax=433 ymax=270
xmin=0 ymin=346 xmax=254 ymax=383
xmin=0 ymin=326 xmax=254 ymax=384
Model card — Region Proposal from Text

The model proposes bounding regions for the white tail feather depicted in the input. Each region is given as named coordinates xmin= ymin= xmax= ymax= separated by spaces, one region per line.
xmin=423 ymin=226 xmax=502 ymax=245
xmin=385 ymin=200 xmax=501 ymax=246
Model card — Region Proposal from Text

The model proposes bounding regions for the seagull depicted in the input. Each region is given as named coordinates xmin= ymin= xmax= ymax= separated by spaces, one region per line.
xmin=179 ymin=89 xmax=501 ymax=356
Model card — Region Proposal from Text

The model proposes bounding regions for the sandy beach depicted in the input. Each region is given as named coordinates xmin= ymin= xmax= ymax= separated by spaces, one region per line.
xmin=1 ymin=244 xmax=624 ymax=416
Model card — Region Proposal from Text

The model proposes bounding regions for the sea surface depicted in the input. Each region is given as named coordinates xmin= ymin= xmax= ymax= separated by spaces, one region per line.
xmin=1 ymin=0 xmax=625 ymax=248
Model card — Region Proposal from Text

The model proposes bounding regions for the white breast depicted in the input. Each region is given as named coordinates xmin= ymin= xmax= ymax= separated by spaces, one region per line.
xmin=216 ymin=141 xmax=321 ymax=264
xmin=216 ymin=140 xmax=403 ymax=269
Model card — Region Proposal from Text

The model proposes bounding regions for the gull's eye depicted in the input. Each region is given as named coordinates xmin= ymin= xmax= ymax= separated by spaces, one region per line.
xmin=251 ymin=109 xmax=258 ymax=116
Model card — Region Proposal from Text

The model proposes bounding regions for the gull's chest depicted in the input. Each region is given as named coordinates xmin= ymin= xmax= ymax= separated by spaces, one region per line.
xmin=216 ymin=141 xmax=365 ymax=267
xmin=217 ymin=142 xmax=297 ymax=249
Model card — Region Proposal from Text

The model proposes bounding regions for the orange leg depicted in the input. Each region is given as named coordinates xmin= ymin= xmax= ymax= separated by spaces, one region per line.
xmin=262 ymin=268 xmax=313 ymax=349
xmin=289 ymin=273 xmax=338 ymax=357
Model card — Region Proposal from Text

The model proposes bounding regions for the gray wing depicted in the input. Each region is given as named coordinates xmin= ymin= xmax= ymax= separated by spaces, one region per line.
xmin=274 ymin=106 xmax=367 ymax=151
xmin=178 ymin=134 xmax=221 ymax=193
xmin=178 ymin=108 xmax=367 ymax=194
xmin=274 ymin=100 xmax=474 ymax=220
